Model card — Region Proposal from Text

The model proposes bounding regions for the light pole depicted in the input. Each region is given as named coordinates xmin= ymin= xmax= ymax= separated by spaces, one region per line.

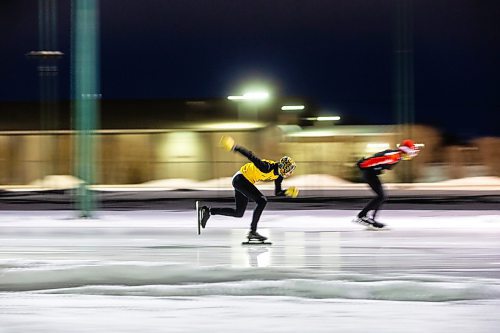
xmin=394 ymin=0 xmax=415 ymax=182
xmin=73 ymin=0 xmax=100 ymax=218
xmin=26 ymin=0 xmax=63 ymax=180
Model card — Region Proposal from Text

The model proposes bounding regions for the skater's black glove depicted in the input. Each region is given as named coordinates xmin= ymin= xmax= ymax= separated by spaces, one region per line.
xmin=275 ymin=189 xmax=286 ymax=197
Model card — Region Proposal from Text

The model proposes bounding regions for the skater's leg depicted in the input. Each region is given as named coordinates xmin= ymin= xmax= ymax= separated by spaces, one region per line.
xmin=210 ymin=189 xmax=248 ymax=217
xmin=358 ymin=171 xmax=386 ymax=218
xmin=234 ymin=183 xmax=267 ymax=232
xmin=370 ymin=179 xmax=385 ymax=220
xmin=229 ymin=174 xmax=267 ymax=232
xmin=250 ymin=194 xmax=267 ymax=232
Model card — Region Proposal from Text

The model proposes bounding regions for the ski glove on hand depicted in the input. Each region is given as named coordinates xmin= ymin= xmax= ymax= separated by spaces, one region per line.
xmin=220 ymin=136 xmax=235 ymax=151
xmin=285 ymin=186 xmax=299 ymax=198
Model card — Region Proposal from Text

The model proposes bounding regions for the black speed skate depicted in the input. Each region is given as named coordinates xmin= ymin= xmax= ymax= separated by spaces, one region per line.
xmin=196 ymin=201 xmax=210 ymax=235
xmin=200 ymin=206 xmax=210 ymax=228
xmin=248 ymin=231 xmax=267 ymax=241
xmin=352 ymin=216 xmax=385 ymax=230
xmin=242 ymin=231 xmax=272 ymax=245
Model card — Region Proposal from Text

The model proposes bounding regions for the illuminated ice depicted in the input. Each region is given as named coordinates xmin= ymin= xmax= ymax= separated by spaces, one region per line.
xmin=1 ymin=209 xmax=499 ymax=332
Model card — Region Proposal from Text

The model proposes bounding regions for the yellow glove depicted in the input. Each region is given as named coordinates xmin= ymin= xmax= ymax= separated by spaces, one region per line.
xmin=219 ymin=136 xmax=235 ymax=151
xmin=285 ymin=186 xmax=299 ymax=198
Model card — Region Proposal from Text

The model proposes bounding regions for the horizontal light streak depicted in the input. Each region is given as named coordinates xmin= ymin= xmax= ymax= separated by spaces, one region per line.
xmin=227 ymin=92 xmax=269 ymax=101
xmin=281 ymin=105 xmax=305 ymax=111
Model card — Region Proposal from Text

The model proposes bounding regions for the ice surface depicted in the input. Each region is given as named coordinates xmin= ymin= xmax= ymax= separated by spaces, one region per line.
xmin=1 ymin=210 xmax=500 ymax=332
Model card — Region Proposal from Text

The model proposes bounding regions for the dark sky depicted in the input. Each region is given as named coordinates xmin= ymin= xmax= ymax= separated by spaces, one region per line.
xmin=1 ymin=0 xmax=499 ymax=139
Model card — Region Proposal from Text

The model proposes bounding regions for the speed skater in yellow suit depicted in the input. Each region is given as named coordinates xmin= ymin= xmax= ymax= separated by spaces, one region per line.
xmin=198 ymin=136 xmax=298 ymax=242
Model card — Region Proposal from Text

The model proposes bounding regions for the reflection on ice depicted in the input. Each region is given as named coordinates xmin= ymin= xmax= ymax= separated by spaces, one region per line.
xmin=246 ymin=247 xmax=270 ymax=267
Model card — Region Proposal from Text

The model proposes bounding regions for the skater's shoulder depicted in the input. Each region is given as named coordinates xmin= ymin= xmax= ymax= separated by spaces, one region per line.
xmin=375 ymin=149 xmax=400 ymax=157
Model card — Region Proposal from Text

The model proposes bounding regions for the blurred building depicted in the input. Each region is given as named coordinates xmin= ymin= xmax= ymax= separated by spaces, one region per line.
xmin=0 ymin=99 xmax=495 ymax=185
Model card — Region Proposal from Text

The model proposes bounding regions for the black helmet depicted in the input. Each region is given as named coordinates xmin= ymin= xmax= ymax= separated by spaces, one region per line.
xmin=278 ymin=156 xmax=296 ymax=177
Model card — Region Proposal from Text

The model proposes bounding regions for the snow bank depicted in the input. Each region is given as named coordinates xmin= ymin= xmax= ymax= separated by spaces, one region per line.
xmin=7 ymin=174 xmax=500 ymax=191
xmin=27 ymin=175 xmax=82 ymax=189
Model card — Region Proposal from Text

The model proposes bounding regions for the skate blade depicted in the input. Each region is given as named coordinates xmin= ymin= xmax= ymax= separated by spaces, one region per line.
xmin=353 ymin=219 xmax=388 ymax=231
xmin=242 ymin=241 xmax=272 ymax=246
xmin=365 ymin=225 xmax=389 ymax=231
xmin=196 ymin=201 xmax=201 ymax=235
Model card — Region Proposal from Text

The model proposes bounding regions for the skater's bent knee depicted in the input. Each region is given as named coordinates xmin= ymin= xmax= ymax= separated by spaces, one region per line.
xmin=256 ymin=196 xmax=267 ymax=206
xmin=235 ymin=210 xmax=245 ymax=218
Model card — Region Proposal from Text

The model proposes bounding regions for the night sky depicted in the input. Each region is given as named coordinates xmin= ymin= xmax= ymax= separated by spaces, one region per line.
xmin=1 ymin=0 xmax=499 ymax=139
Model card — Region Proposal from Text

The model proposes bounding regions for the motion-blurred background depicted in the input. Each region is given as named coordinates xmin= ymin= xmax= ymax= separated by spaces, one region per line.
xmin=1 ymin=1 xmax=498 ymax=189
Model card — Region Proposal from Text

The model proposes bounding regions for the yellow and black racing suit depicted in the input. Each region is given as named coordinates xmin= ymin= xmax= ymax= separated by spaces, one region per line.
xmin=210 ymin=145 xmax=286 ymax=232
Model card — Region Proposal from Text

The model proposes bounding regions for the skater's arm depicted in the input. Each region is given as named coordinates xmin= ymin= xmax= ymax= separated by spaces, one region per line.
xmin=274 ymin=176 xmax=284 ymax=196
xmin=234 ymin=145 xmax=274 ymax=173
xmin=275 ymin=177 xmax=299 ymax=198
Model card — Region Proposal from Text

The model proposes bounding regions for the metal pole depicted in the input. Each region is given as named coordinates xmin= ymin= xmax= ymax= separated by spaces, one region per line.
xmin=27 ymin=0 xmax=62 ymax=179
xmin=394 ymin=0 xmax=415 ymax=182
xmin=73 ymin=0 xmax=100 ymax=217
